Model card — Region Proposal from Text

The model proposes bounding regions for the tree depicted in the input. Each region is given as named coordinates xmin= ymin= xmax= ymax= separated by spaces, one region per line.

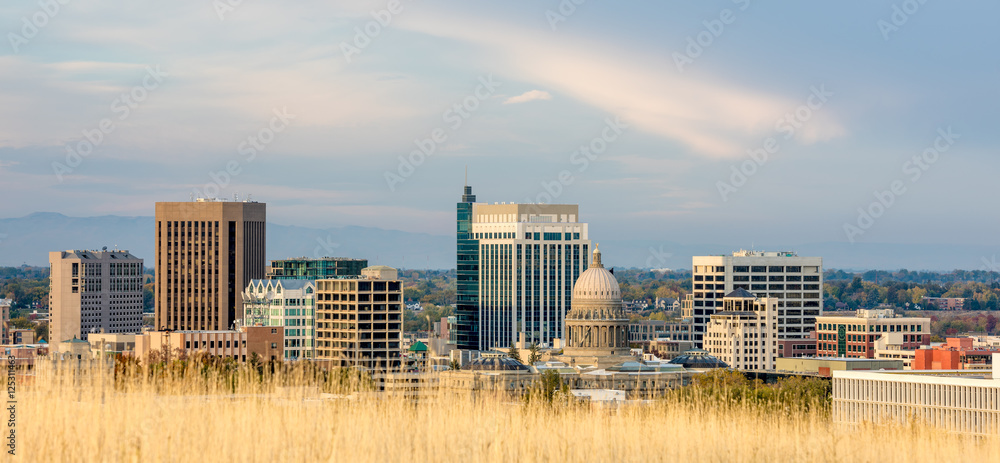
xmin=33 ymin=321 xmax=48 ymax=342
xmin=507 ymin=344 xmax=522 ymax=363
xmin=527 ymin=342 xmax=541 ymax=366
xmin=9 ymin=317 xmax=33 ymax=330
xmin=448 ymin=358 xmax=461 ymax=370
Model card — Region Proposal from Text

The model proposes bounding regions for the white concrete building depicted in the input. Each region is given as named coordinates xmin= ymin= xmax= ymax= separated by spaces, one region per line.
xmin=704 ymin=289 xmax=778 ymax=371
xmin=692 ymin=250 xmax=822 ymax=346
xmin=243 ymin=279 xmax=316 ymax=360
xmin=833 ymin=356 xmax=1000 ymax=435
xmin=467 ymin=203 xmax=591 ymax=350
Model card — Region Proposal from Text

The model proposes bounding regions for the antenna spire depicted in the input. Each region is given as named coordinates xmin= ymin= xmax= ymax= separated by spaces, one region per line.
xmin=465 ymin=165 xmax=468 ymax=186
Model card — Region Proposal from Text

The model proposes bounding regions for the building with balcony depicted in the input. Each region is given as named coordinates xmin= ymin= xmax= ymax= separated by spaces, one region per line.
xmin=266 ymin=257 xmax=367 ymax=280
xmin=315 ymin=266 xmax=404 ymax=371
xmin=243 ymin=279 xmax=316 ymax=360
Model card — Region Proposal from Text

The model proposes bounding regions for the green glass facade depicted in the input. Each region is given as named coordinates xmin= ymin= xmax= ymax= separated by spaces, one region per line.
xmin=456 ymin=186 xmax=479 ymax=350
xmin=267 ymin=258 xmax=367 ymax=280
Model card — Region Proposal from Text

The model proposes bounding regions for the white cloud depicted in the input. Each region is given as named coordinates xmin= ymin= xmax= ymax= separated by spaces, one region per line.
xmin=503 ymin=90 xmax=552 ymax=105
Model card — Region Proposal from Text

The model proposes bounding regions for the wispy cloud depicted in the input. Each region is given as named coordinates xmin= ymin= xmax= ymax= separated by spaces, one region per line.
xmin=503 ymin=90 xmax=552 ymax=105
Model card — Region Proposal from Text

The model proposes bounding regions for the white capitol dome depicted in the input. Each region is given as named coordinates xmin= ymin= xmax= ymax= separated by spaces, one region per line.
xmin=572 ymin=245 xmax=620 ymax=301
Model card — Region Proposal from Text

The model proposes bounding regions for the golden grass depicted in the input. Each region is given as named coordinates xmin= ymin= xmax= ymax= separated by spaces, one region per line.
xmin=21 ymin=360 xmax=1000 ymax=463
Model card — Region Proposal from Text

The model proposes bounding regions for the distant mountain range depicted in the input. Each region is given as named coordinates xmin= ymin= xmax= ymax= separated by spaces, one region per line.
xmin=0 ymin=212 xmax=995 ymax=271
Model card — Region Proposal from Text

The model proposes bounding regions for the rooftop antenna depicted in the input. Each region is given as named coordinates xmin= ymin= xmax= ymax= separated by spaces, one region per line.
xmin=465 ymin=165 xmax=468 ymax=186
xmin=190 ymin=192 xmax=194 ymax=202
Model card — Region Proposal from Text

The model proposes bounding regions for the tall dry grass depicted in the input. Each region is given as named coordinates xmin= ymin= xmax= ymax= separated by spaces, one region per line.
xmin=20 ymin=358 xmax=1000 ymax=463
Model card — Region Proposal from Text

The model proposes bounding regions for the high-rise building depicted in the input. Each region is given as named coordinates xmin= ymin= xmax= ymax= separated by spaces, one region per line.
xmin=691 ymin=250 xmax=822 ymax=346
xmin=49 ymin=249 xmax=144 ymax=343
xmin=243 ymin=279 xmax=316 ymax=360
xmin=315 ymin=266 xmax=403 ymax=370
xmin=455 ymin=185 xmax=592 ymax=351
xmin=155 ymin=199 xmax=266 ymax=331
xmin=0 ymin=298 xmax=10 ymax=344
xmin=704 ymin=289 xmax=778 ymax=371
xmin=266 ymin=257 xmax=367 ymax=280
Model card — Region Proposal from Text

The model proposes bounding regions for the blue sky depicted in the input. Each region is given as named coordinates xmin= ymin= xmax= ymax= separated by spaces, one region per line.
xmin=1 ymin=0 xmax=997 ymax=249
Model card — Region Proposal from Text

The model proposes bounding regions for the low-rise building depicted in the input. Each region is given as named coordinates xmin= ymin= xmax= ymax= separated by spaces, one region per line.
xmin=134 ymin=326 xmax=283 ymax=362
xmin=8 ymin=329 xmax=35 ymax=345
xmin=0 ymin=298 xmax=11 ymax=344
xmin=913 ymin=337 xmax=1000 ymax=370
xmin=776 ymin=357 xmax=903 ymax=377
xmin=628 ymin=319 xmax=693 ymax=343
xmin=833 ymin=358 xmax=1000 ymax=435
xmin=88 ymin=333 xmax=137 ymax=356
xmin=815 ymin=308 xmax=930 ymax=359
xmin=920 ymin=296 xmax=965 ymax=310
xmin=641 ymin=339 xmax=695 ymax=361
xmin=704 ymin=289 xmax=778 ymax=371
xmin=776 ymin=335 xmax=816 ymax=358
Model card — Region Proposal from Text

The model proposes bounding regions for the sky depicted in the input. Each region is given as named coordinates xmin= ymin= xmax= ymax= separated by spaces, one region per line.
xmin=1 ymin=1 xmax=998 ymax=251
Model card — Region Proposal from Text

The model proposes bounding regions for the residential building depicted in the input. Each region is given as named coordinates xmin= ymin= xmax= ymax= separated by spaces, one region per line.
xmin=243 ymin=279 xmax=316 ymax=360
xmin=913 ymin=337 xmax=1000 ymax=370
xmin=266 ymin=257 xmax=367 ymax=280
xmin=49 ymin=249 xmax=144 ymax=343
xmin=628 ymin=319 xmax=694 ymax=342
xmin=691 ymin=250 xmax=822 ymax=346
xmin=776 ymin=335 xmax=817 ymax=358
xmin=655 ymin=297 xmax=680 ymax=311
xmin=134 ymin=326 xmax=283 ymax=362
xmin=776 ymin=357 xmax=903 ymax=377
xmin=920 ymin=296 xmax=965 ymax=310
xmin=833 ymin=360 xmax=1000 ymax=435
xmin=455 ymin=185 xmax=592 ymax=350
xmin=815 ymin=308 xmax=930 ymax=359
xmin=154 ymin=199 xmax=266 ymax=331
xmin=315 ymin=266 xmax=404 ymax=370
xmin=704 ymin=289 xmax=778 ymax=371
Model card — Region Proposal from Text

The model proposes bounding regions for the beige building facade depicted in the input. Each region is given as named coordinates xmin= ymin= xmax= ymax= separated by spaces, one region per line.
xmin=692 ymin=251 xmax=822 ymax=346
xmin=154 ymin=199 xmax=266 ymax=331
xmin=49 ymin=249 xmax=144 ymax=343
xmin=833 ymin=360 xmax=1000 ymax=435
xmin=315 ymin=266 xmax=404 ymax=371
xmin=134 ymin=326 xmax=283 ymax=362
xmin=704 ymin=290 xmax=778 ymax=371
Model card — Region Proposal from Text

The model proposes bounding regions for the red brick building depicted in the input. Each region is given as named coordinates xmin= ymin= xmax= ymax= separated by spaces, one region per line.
xmin=913 ymin=337 xmax=999 ymax=370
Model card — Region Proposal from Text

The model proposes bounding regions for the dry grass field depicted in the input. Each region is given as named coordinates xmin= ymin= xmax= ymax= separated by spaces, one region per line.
xmin=19 ymin=359 xmax=1000 ymax=463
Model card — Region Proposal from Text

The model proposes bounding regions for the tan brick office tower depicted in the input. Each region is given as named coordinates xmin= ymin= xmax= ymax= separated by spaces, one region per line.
xmin=155 ymin=200 xmax=265 ymax=331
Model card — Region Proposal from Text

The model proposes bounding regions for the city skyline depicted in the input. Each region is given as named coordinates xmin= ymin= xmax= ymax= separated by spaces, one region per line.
xmin=1 ymin=2 xmax=998 ymax=252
